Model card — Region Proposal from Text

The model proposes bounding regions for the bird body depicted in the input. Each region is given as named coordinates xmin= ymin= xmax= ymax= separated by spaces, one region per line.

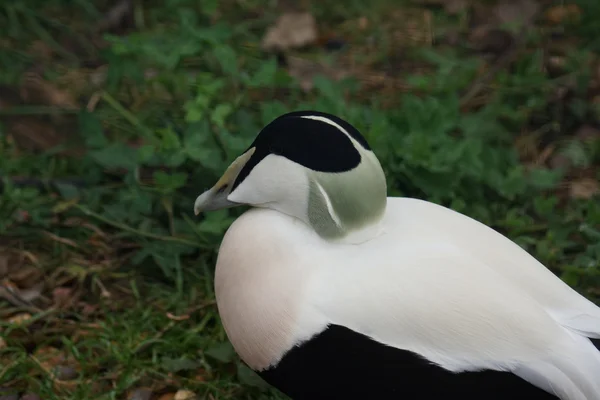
xmin=193 ymin=111 xmax=600 ymax=399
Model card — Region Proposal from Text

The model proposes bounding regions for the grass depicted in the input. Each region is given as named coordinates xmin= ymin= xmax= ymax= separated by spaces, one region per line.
xmin=0 ymin=0 xmax=599 ymax=399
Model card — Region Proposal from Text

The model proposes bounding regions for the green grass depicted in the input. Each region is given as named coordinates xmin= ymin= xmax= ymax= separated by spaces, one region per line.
xmin=1 ymin=0 xmax=599 ymax=399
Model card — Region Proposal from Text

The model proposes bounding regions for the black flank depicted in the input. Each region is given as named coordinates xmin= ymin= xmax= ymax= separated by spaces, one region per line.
xmin=258 ymin=324 xmax=561 ymax=400
xmin=232 ymin=111 xmax=368 ymax=192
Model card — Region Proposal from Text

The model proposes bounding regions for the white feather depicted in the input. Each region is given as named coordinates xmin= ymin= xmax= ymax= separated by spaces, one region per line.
xmin=215 ymin=198 xmax=600 ymax=399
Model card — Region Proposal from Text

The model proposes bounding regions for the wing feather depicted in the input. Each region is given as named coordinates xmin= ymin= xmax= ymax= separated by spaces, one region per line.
xmin=310 ymin=241 xmax=600 ymax=399
xmin=388 ymin=198 xmax=600 ymax=339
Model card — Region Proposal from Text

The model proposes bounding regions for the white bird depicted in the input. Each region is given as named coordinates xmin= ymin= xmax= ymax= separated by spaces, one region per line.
xmin=193 ymin=111 xmax=600 ymax=400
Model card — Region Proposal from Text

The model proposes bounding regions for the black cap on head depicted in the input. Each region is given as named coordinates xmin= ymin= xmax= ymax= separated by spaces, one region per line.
xmin=231 ymin=111 xmax=371 ymax=192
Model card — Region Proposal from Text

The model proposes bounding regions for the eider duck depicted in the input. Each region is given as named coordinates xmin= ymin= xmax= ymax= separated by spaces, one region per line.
xmin=194 ymin=111 xmax=600 ymax=400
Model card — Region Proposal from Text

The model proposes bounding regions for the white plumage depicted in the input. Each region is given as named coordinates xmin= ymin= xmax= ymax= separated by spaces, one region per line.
xmin=194 ymin=111 xmax=600 ymax=399
xmin=216 ymin=199 xmax=600 ymax=399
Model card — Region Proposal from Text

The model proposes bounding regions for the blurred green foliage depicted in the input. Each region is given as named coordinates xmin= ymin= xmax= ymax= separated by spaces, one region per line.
xmin=0 ymin=0 xmax=599 ymax=398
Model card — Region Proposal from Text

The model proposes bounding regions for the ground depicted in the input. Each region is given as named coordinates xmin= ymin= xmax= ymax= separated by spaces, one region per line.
xmin=0 ymin=0 xmax=599 ymax=399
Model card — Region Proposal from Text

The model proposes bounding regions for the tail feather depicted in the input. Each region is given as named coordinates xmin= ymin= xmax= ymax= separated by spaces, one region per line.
xmin=591 ymin=338 xmax=600 ymax=351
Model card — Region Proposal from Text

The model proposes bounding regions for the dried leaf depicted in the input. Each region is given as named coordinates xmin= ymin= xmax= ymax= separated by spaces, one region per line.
xmin=21 ymin=73 xmax=78 ymax=109
xmin=261 ymin=12 xmax=318 ymax=52
xmin=157 ymin=394 xmax=176 ymax=400
xmin=52 ymin=287 xmax=73 ymax=308
xmin=493 ymin=0 xmax=540 ymax=29
xmin=174 ymin=390 xmax=197 ymax=400
xmin=545 ymin=4 xmax=581 ymax=25
xmin=166 ymin=312 xmax=190 ymax=321
xmin=358 ymin=17 xmax=369 ymax=30
xmin=286 ymin=56 xmax=349 ymax=91
xmin=80 ymin=302 xmax=98 ymax=316
xmin=18 ymin=283 xmax=43 ymax=302
xmin=8 ymin=265 xmax=42 ymax=288
xmin=469 ymin=26 xmax=514 ymax=54
xmin=574 ymin=125 xmax=600 ymax=141
xmin=34 ymin=346 xmax=68 ymax=372
xmin=5 ymin=118 xmax=67 ymax=152
xmin=96 ymin=0 xmax=133 ymax=32
xmin=569 ymin=178 xmax=599 ymax=199
xmin=19 ymin=394 xmax=41 ymax=400
xmin=53 ymin=365 xmax=78 ymax=381
xmin=128 ymin=388 xmax=153 ymax=400
xmin=444 ymin=0 xmax=468 ymax=15
xmin=7 ymin=313 xmax=31 ymax=326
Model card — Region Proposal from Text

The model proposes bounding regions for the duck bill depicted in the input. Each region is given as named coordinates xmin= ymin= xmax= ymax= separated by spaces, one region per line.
xmin=193 ymin=147 xmax=255 ymax=215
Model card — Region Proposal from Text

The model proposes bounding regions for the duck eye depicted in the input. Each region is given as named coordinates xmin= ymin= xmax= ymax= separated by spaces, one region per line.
xmin=216 ymin=184 xmax=228 ymax=194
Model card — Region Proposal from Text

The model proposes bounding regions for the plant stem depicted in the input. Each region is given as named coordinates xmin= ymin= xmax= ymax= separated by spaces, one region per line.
xmin=75 ymin=204 xmax=205 ymax=249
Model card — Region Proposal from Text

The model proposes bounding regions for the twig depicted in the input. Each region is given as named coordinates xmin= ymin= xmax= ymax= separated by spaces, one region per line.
xmin=99 ymin=91 xmax=154 ymax=139
xmin=133 ymin=320 xmax=176 ymax=355
xmin=0 ymin=284 xmax=42 ymax=313
xmin=74 ymin=204 xmax=205 ymax=248
xmin=459 ymin=27 xmax=531 ymax=110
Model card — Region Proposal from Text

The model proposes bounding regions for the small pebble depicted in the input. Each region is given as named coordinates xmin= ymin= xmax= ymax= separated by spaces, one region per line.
xmin=53 ymin=365 xmax=78 ymax=380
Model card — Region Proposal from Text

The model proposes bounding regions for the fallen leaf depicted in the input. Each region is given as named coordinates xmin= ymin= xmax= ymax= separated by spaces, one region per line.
xmin=95 ymin=0 xmax=133 ymax=33
xmin=89 ymin=66 xmax=108 ymax=87
xmin=0 ymin=337 xmax=6 ymax=350
xmin=21 ymin=72 xmax=78 ymax=110
xmin=7 ymin=313 xmax=31 ymax=326
xmin=286 ymin=56 xmax=349 ymax=91
xmin=5 ymin=118 xmax=67 ymax=152
xmin=157 ymin=394 xmax=176 ymax=400
xmin=128 ymin=388 xmax=153 ymax=400
xmin=469 ymin=26 xmax=514 ymax=54
xmin=493 ymin=0 xmax=540 ymax=29
xmin=19 ymin=394 xmax=40 ymax=400
xmin=358 ymin=17 xmax=369 ymax=30
xmin=33 ymin=346 xmax=70 ymax=373
xmin=569 ymin=178 xmax=599 ymax=199
xmin=546 ymin=55 xmax=567 ymax=76
xmin=8 ymin=265 xmax=42 ymax=288
xmin=545 ymin=4 xmax=581 ymax=25
xmin=53 ymin=365 xmax=79 ymax=381
xmin=166 ymin=312 xmax=190 ymax=321
xmin=52 ymin=287 xmax=73 ymax=308
xmin=261 ymin=12 xmax=318 ymax=52
xmin=18 ymin=283 xmax=43 ymax=303
xmin=80 ymin=302 xmax=98 ymax=316
xmin=574 ymin=125 xmax=600 ymax=141
xmin=444 ymin=0 xmax=468 ymax=15
xmin=174 ymin=390 xmax=197 ymax=400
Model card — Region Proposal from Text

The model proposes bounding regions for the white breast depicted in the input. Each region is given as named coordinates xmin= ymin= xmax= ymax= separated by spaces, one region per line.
xmin=214 ymin=208 xmax=328 ymax=370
